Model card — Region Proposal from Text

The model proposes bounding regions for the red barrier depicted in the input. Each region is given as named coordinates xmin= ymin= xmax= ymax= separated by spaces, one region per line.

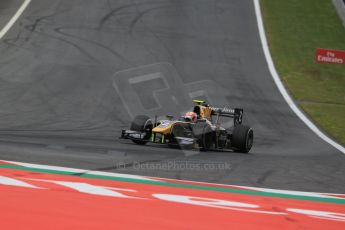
xmin=315 ymin=48 xmax=345 ymax=64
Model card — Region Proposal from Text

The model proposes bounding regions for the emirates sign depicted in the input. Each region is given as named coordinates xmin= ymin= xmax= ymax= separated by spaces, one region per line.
xmin=316 ymin=48 xmax=345 ymax=64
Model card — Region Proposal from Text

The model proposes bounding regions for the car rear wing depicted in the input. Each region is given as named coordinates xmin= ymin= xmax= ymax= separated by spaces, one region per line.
xmin=209 ymin=107 xmax=243 ymax=125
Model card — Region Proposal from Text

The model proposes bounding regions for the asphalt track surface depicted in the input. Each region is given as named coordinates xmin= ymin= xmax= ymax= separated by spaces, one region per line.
xmin=0 ymin=0 xmax=344 ymax=193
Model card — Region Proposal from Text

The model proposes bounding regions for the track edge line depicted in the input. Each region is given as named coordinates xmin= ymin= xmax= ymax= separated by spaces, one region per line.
xmin=253 ymin=0 xmax=345 ymax=154
xmin=0 ymin=0 xmax=31 ymax=40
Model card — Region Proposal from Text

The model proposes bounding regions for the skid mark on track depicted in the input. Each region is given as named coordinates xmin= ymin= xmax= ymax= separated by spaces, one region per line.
xmin=53 ymin=26 xmax=132 ymax=66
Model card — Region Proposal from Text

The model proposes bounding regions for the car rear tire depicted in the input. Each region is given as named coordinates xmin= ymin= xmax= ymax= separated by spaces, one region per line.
xmin=130 ymin=115 xmax=153 ymax=145
xmin=232 ymin=125 xmax=253 ymax=153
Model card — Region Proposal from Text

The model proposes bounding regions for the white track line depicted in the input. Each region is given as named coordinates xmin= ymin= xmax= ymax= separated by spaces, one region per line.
xmin=0 ymin=0 xmax=31 ymax=40
xmin=1 ymin=160 xmax=161 ymax=182
xmin=254 ymin=0 xmax=345 ymax=154
xmin=2 ymin=159 xmax=345 ymax=197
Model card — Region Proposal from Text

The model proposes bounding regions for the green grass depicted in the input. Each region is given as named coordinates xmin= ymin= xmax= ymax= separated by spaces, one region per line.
xmin=261 ymin=0 xmax=345 ymax=145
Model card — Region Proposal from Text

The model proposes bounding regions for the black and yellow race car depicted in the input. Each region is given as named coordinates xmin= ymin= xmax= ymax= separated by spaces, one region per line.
xmin=121 ymin=100 xmax=253 ymax=153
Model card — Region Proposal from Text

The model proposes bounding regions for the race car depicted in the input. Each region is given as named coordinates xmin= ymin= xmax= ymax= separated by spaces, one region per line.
xmin=120 ymin=100 xmax=253 ymax=153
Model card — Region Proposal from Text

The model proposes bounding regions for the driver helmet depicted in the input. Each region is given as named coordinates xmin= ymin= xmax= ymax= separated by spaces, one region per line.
xmin=184 ymin=112 xmax=197 ymax=123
